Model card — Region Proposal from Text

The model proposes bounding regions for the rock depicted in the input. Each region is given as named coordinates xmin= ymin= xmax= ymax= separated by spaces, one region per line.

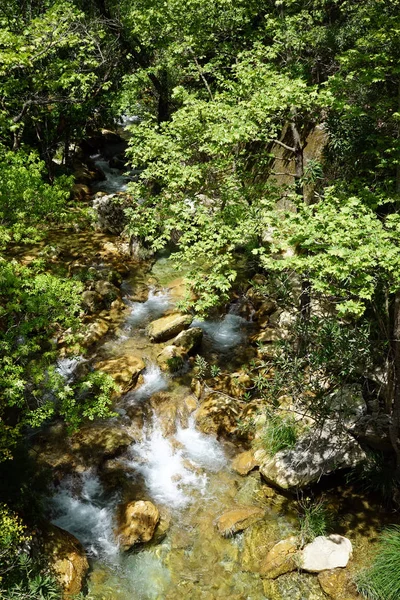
xmin=173 ymin=327 xmax=203 ymax=353
xmin=101 ymin=128 xmax=123 ymax=143
xmin=92 ymin=193 xmax=128 ymax=235
xmin=94 ymin=280 xmax=120 ymax=304
xmin=81 ymin=290 xmax=103 ymax=313
xmin=42 ymin=525 xmax=89 ymax=597
xmin=95 ymin=354 xmax=145 ymax=392
xmin=252 ymin=328 xmax=282 ymax=344
xmin=318 ymin=568 xmax=361 ymax=599
xmin=82 ymin=318 xmax=109 ymax=347
xmin=328 ymin=384 xmax=366 ymax=430
xmin=147 ymin=313 xmax=193 ymax=342
xmin=299 ymin=535 xmax=352 ymax=573
xmin=116 ymin=500 xmax=160 ymax=550
xmin=211 ymin=371 xmax=252 ymax=399
xmin=232 ymin=450 xmax=258 ymax=476
xmin=216 ymin=506 xmax=265 ymax=536
xmin=241 ymin=519 xmax=281 ymax=573
xmin=260 ymin=537 xmax=298 ymax=579
xmin=195 ymin=392 xmax=241 ymax=438
xmin=71 ymin=183 xmax=90 ymax=200
xmin=71 ymin=425 xmax=134 ymax=462
xmin=156 ymin=345 xmax=186 ymax=372
xmin=256 ymin=421 xmax=366 ymax=490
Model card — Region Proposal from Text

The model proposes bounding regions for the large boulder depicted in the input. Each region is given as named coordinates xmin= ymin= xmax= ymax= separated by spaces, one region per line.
xmin=260 ymin=537 xmax=298 ymax=579
xmin=216 ymin=506 xmax=265 ymax=536
xmin=147 ymin=313 xmax=193 ymax=342
xmin=256 ymin=421 xmax=366 ymax=490
xmin=116 ymin=500 xmax=160 ymax=550
xmin=42 ymin=525 xmax=89 ymax=597
xmin=95 ymin=354 xmax=145 ymax=392
xmin=156 ymin=345 xmax=186 ymax=373
xmin=92 ymin=193 xmax=127 ymax=235
xmin=299 ymin=535 xmax=352 ymax=573
xmin=81 ymin=290 xmax=103 ymax=314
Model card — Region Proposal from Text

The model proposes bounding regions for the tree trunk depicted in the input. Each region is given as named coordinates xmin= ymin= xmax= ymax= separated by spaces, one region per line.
xmin=389 ymin=291 xmax=400 ymax=472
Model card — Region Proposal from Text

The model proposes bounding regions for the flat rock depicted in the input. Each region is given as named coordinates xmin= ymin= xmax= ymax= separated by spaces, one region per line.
xmin=147 ymin=313 xmax=193 ymax=342
xmin=95 ymin=354 xmax=145 ymax=392
xmin=299 ymin=535 xmax=352 ymax=573
xmin=257 ymin=421 xmax=366 ymax=490
xmin=216 ymin=506 xmax=265 ymax=536
xmin=260 ymin=537 xmax=298 ymax=579
xmin=232 ymin=450 xmax=258 ymax=476
xmin=195 ymin=392 xmax=241 ymax=437
xmin=116 ymin=500 xmax=160 ymax=550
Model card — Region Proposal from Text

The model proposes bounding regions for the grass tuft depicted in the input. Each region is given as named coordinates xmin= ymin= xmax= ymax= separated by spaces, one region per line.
xmin=356 ymin=525 xmax=400 ymax=600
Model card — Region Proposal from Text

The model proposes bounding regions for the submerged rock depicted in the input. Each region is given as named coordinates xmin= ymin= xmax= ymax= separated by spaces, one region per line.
xmin=116 ymin=500 xmax=160 ymax=550
xmin=42 ymin=524 xmax=89 ymax=597
xmin=71 ymin=425 xmax=134 ymax=462
xmin=147 ymin=312 xmax=193 ymax=342
xmin=256 ymin=421 xmax=366 ymax=490
xmin=299 ymin=535 xmax=352 ymax=572
xmin=260 ymin=537 xmax=298 ymax=579
xmin=216 ymin=506 xmax=265 ymax=536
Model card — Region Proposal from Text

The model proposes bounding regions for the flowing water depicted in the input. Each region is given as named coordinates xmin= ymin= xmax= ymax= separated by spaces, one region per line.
xmin=46 ymin=141 xmax=342 ymax=600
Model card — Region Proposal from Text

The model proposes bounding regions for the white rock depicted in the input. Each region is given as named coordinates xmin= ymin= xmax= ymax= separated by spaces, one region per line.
xmin=299 ymin=534 xmax=352 ymax=572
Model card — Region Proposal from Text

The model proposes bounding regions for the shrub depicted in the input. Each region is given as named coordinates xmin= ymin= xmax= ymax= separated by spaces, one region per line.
xmin=260 ymin=412 xmax=297 ymax=457
xmin=356 ymin=525 xmax=400 ymax=600
xmin=297 ymin=497 xmax=335 ymax=546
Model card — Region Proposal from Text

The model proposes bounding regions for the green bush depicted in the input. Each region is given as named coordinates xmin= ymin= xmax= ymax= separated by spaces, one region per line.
xmin=356 ymin=526 xmax=400 ymax=600
xmin=297 ymin=497 xmax=335 ymax=546
xmin=260 ymin=412 xmax=297 ymax=457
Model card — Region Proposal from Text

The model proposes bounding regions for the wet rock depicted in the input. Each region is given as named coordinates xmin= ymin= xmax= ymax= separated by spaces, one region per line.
xmin=95 ymin=354 xmax=145 ymax=392
xmin=150 ymin=392 xmax=178 ymax=436
xmin=260 ymin=537 xmax=298 ymax=579
xmin=241 ymin=519 xmax=281 ymax=573
xmin=216 ymin=506 xmax=265 ymax=536
xmin=101 ymin=128 xmax=123 ymax=144
xmin=195 ymin=393 xmax=241 ymax=438
xmin=147 ymin=313 xmax=193 ymax=342
xmin=81 ymin=318 xmax=109 ymax=347
xmin=256 ymin=421 xmax=366 ymax=490
xmin=156 ymin=345 xmax=186 ymax=372
xmin=191 ymin=378 xmax=204 ymax=399
xmin=116 ymin=500 xmax=160 ymax=550
xmin=81 ymin=290 xmax=103 ymax=313
xmin=42 ymin=524 xmax=89 ymax=597
xmin=232 ymin=450 xmax=258 ymax=476
xmin=173 ymin=327 xmax=203 ymax=353
xmin=299 ymin=535 xmax=352 ymax=572
xmin=317 ymin=568 xmax=361 ymax=599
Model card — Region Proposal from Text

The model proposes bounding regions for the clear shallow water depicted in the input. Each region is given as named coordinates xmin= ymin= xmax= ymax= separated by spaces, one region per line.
xmin=123 ymin=289 xmax=171 ymax=331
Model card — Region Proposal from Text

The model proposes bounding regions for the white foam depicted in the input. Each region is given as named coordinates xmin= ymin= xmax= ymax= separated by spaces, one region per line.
xmin=92 ymin=158 xmax=128 ymax=193
xmin=192 ymin=313 xmax=248 ymax=352
xmin=126 ymin=363 xmax=168 ymax=404
xmin=50 ymin=472 xmax=119 ymax=561
xmin=176 ymin=418 xmax=227 ymax=472
xmin=124 ymin=289 xmax=171 ymax=329
xmin=125 ymin=426 xmax=207 ymax=508
xmin=55 ymin=356 xmax=84 ymax=382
